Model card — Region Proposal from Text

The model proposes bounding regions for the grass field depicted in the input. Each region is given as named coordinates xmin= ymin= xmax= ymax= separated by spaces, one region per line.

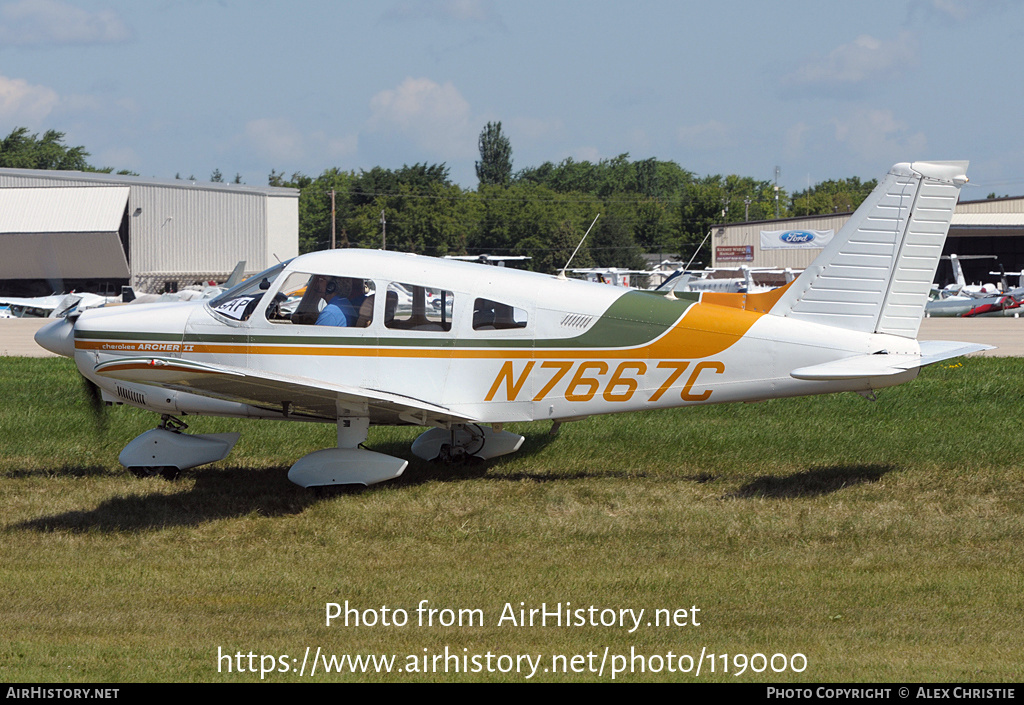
xmin=0 ymin=356 xmax=1021 ymax=682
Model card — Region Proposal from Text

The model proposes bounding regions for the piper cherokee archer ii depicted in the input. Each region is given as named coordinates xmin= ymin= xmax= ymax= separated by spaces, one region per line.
xmin=36 ymin=161 xmax=989 ymax=488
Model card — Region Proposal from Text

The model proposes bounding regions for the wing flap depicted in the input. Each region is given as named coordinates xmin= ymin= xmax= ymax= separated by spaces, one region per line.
xmin=93 ymin=356 xmax=472 ymax=425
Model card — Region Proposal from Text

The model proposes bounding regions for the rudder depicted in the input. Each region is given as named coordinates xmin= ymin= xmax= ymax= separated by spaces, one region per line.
xmin=769 ymin=161 xmax=968 ymax=338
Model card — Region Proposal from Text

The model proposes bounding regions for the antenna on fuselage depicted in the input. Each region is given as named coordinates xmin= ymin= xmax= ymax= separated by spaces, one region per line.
xmin=557 ymin=214 xmax=600 ymax=281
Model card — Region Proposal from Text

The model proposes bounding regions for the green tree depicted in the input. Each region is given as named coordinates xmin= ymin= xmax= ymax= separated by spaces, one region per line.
xmin=271 ymin=168 xmax=355 ymax=253
xmin=0 ymin=127 xmax=92 ymax=170
xmin=589 ymin=204 xmax=648 ymax=272
xmin=475 ymin=121 xmax=513 ymax=187
xmin=789 ymin=177 xmax=875 ymax=216
xmin=346 ymin=181 xmax=476 ymax=257
xmin=468 ymin=182 xmax=593 ymax=267
xmin=350 ymin=163 xmax=451 ymax=207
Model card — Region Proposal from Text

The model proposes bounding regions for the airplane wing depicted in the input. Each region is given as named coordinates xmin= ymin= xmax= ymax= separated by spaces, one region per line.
xmin=790 ymin=341 xmax=994 ymax=381
xmin=93 ymin=356 xmax=475 ymax=427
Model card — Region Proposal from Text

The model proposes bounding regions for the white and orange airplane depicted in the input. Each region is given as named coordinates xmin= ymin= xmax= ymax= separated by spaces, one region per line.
xmin=36 ymin=161 xmax=988 ymax=487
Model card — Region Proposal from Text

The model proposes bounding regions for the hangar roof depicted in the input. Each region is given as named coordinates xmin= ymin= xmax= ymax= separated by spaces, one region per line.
xmin=0 ymin=168 xmax=297 ymax=198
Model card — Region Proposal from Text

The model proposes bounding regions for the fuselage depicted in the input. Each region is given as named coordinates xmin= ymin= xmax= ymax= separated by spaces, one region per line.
xmin=61 ymin=249 xmax=920 ymax=424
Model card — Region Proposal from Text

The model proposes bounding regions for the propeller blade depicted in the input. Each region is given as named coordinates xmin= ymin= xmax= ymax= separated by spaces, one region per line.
xmin=82 ymin=377 xmax=107 ymax=431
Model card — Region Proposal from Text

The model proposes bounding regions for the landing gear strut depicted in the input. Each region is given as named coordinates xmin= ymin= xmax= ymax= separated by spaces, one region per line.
xmin=436 ymin=424 xmax=486 ymax=463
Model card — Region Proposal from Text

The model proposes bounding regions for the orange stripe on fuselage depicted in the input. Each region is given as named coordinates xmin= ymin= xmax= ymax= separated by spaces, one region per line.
xmin=700 ymin=280 xmax=794 ymax=314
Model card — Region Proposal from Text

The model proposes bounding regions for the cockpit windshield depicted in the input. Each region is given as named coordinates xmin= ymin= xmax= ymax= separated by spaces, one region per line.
xmin=208 ymin=259 xmax=291 ymax=321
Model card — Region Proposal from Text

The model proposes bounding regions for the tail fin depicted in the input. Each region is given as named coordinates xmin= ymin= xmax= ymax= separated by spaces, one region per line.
xmin=224 ymin=261 xmax=247 ymax=288
xmin=769 ymin=161 xmax=968 ymax=338
xmin=949 ymin=253 xmax=967 ymax=290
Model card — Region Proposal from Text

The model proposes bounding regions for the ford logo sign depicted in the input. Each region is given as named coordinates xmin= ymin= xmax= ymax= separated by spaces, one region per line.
xmin=780 ymin=230 xmax=814 ymax=244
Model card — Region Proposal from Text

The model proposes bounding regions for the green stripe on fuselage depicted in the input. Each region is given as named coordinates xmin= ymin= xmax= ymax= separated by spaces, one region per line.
xmin=82 ymin=291 xmax=697 ymax=351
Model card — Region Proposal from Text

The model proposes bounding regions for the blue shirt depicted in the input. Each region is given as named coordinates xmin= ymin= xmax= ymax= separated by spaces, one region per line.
xmin=316 ymin=295 xmax=357 ymax=326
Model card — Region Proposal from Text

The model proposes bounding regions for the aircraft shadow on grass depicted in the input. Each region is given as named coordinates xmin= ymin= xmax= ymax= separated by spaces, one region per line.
xmin=11 ymin=444 xmax=895 ymax=532
xmin=11 ymin=465 xmax=319 ymax=533
xmin=725 ymin=464 xmax=896 ymax=500
xmin=9 ymin=430 xmax=564 ymax=532
xmin=4 ymin=465 xmax=113 ymax=479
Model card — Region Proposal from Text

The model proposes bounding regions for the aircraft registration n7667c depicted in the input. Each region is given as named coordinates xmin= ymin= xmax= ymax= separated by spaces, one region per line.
xmin=36 ymin=161 xmax=990 ymax=487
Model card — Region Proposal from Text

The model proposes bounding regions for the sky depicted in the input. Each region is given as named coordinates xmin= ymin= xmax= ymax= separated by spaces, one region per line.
xmin=0 ymin=0 xmax=1022 ymax=198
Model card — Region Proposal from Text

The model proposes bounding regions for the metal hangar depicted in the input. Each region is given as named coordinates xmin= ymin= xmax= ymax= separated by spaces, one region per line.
xmin=0 ymin=169 xmax=299 ymax=296
xmin=710 ymin=196 xmax=1024 ymax=289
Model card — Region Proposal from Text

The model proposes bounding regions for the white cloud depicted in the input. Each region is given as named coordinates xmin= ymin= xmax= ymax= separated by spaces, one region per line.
xmin=0 ymin=74 xmax=58 ymax=122
xmin=832 ymin=108 xmax=927 ymax=160
xmin=785 ymin=32 xmax=919 ymax=88
xmin=367 ymin=77 xmax=475 ymax=159
xmin=0 ymin=0 xmax=131 ymax=45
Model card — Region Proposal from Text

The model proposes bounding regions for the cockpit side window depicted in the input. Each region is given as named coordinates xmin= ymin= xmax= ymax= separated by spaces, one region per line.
xmin=473 ymin=298 xmax=528 ymax=330
xmin=209 ymin=261 xmax=288 ymax=322
xmin=267 ymin=272 xmax=375 ymax=327
xmin=384 ymin=282 xmax=453 ymax=332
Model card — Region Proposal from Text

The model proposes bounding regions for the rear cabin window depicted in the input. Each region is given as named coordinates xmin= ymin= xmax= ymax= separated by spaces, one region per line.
xmin=384 ymin=283 xmax=453 ymax=332
xmin=473 ymin=298 xmax=527 ymax=330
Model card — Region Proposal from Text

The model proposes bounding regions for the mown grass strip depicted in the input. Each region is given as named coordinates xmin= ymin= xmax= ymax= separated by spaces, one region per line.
xmin=0 ymin=356 xmax=1021 ymax=682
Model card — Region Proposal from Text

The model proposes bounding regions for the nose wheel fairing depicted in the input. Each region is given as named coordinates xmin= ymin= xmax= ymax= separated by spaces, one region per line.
xmin=119 ymin=427 xmax=240 ymax=475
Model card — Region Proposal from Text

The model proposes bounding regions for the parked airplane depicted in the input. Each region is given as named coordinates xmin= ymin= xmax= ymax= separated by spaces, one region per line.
xmin=658 ymin=267 xmax=798 ymax=295
xmin=925 ymin=258 xmax=1024 ymax=318
xmin=0 ymin=291 xmax=117 ymax=318
xmin=0 ymin=263 xmax=249 ymax=318
xmin=444 ymin=254 xmax=531 ymax=267
xmin=934 ymin=254 xmax=999 ymax=298
xmin=36 ymin=161 xmax=988 ymax=487
xmin=963 ymin=294 xmax=1023 ymax=317
xmin=570 ymin=267 xmax=650 ymax=288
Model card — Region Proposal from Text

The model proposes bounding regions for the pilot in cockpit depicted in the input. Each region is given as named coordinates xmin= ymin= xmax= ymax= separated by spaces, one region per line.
xmin=315 ymin=276 xmax=366 ymax=327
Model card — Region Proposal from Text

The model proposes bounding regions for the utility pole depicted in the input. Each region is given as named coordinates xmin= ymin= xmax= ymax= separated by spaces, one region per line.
xmin=380 ymin=210 xmax=386 ymax=250
xmin=330 ymin=189 xmax=336 ymax=249
xmin=774 ymin=166 xmax=780 ymax=219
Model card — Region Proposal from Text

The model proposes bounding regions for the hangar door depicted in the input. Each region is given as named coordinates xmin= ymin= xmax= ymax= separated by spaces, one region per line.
xmin=0 ymin=186 xmax=130 ymax=280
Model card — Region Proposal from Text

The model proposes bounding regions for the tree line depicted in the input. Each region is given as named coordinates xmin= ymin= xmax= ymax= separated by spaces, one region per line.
xmin=270 ymin=122 xmax=880 ymax=271
xmin=0 ymin=124 xmax=880 ymax=273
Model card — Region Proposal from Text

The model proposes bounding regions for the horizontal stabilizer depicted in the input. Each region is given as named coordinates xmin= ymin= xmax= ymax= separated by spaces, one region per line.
xmin=917 ymin=340 xmax=996 ymax=366
xmin=791 ymin=340 xmax=993 ymax=381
